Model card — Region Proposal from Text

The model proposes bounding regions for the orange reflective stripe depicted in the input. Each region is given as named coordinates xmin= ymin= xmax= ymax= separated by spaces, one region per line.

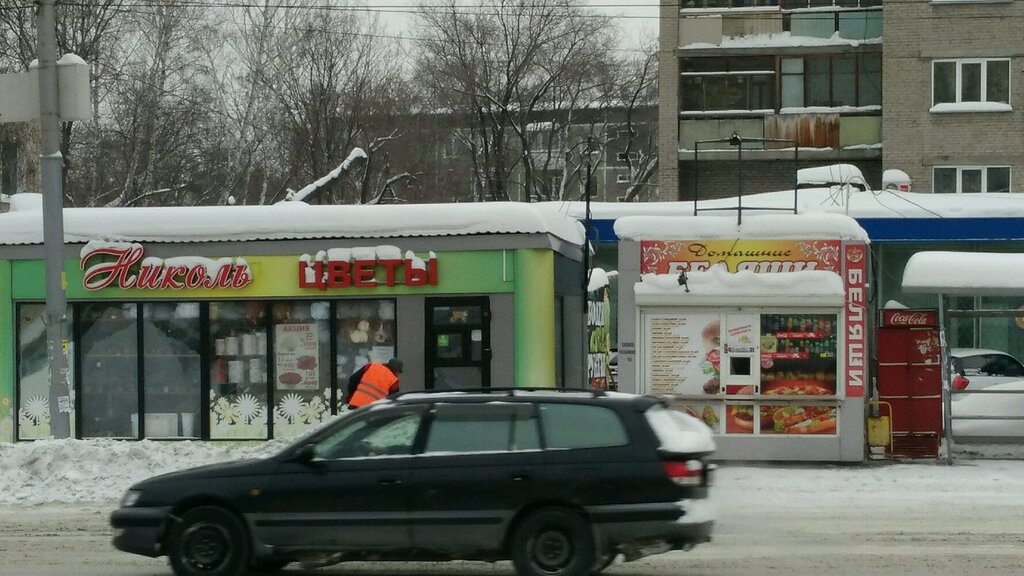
xmin=358 ymin=381 xmax=387 ymax=400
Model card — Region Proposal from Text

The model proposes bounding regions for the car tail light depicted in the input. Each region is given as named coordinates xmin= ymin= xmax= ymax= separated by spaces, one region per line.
xmin=952 ymin=375 xmax=970 ymax=390
xmin=662 ymin=460 xmax=704 ymax=487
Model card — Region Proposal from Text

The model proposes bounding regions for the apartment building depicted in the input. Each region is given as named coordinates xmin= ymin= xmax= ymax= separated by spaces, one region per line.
xmin=883 ymin=0 xmax=1023 ymax=193
xmin=659 ymin=0 xmax=884 ymax=200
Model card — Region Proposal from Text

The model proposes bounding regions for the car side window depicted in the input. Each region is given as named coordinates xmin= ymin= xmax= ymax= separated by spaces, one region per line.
xmin=539 ymin=403 xmax=628 ymax=449
xmin=424 ymin=403 xmax=540 ymax=454
xmin=981 ymin=355 xmax=1024 ymax=377
xmin=315 ymin=408 xmax=424 ymax=459
xmin=959 ymin=356 xmax=986 ymax=375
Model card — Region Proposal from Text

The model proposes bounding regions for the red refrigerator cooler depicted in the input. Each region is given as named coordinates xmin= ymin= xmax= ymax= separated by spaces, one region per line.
xmin=876 ymin=309 xmax=943 ymax=458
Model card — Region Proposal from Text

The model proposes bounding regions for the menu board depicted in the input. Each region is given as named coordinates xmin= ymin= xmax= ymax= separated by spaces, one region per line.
xmin=275 ymin=323 xmax=320 ymax=391
xmin=644 ymin=313 xmax=720 ymax=395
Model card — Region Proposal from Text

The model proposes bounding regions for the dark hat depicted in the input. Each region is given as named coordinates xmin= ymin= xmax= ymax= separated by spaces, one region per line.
xmin=387 ymin=357 xmax=404 ymax=374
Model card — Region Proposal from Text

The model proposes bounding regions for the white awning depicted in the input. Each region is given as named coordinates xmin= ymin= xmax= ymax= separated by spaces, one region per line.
xmin=903 ymin=251 xmax=1024 ymax=296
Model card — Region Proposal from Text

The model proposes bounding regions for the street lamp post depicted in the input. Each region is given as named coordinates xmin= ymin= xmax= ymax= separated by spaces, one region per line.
xmin=37 ymin=0 xmax=71 ymax=438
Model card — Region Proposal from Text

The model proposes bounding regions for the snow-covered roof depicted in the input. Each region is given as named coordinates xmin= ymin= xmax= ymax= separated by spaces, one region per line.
xmin=635 ymin=267 xmax=845 ymax=305
xmin=549 ymin=186 xmax=1024 ymax=221
xmin=902 ymin=251 xmax=1024 ymax=296
xmin=613 ymin=213 xmax=869 ymax=242
xmin=0 ymin=194 xmax=585 ymax=247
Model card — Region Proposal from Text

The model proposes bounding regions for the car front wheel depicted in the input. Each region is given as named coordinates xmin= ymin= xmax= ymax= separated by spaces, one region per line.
xmin=167 ymin=506 xmax=249 ymax=576
xmin=512 ymin=507 xmax=596 ymax=576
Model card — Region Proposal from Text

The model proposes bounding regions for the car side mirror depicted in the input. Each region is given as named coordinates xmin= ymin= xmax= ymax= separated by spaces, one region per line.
xmin=293 ymin=443 xmax=320 ymax=465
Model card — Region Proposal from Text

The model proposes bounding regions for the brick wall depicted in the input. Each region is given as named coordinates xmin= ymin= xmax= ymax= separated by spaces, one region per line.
xmin=883 ymin=0 xmax=1024 ymax=192
xmin=658 ymin=0 xmax=681 ymax=203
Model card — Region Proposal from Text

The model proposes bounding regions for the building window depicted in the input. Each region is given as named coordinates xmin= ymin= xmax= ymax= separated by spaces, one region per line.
xmin=80 ymin=303 xmax=139 ymax=438
xmin=210 ymin=301 xmax=269 ymax=440
xmin=16 ymin=303 xmax=74 ymax=440
xmin=271 ymin=301 xmax=332 ymax=439
xmin=780 ymin=53 xmax=881 ymax=109
xmin=681 ymin=56 xmax=775 ymax=112
xmin=336 ymin=300 xmax=397 ymax=411
xmin=932 ymin=59 xmax=1010 ymax=106
xmin=934 ymin=166 xmax=1011 ymax=193
xmin=142 ymin=303 xmax=201 ymax=438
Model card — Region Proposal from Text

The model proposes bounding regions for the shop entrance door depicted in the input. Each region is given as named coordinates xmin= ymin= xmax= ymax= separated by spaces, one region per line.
xmin=426 ymin=297 xmax=491 ymax=390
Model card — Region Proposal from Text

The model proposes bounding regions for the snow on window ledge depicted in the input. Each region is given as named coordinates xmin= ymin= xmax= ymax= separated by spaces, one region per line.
xmin=930 ymin=102 xmax=1013 ymax=114
xmin=930 ymin=0 xmax=1014 ymax=4
xmin=780 ymin=105 xmax=881 ymax=115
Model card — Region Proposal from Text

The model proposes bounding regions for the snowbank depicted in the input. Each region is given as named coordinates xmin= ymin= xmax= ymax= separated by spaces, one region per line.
xmin=2 ymin=438 xmax=1024 ymax=508
xmin=0 ymin=439 xmax=287 ymax=505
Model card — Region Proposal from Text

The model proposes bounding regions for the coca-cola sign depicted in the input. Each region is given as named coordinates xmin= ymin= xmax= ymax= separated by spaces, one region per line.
xmin=882 ymin=309 xmax=938 ymax=328
xmin=80 ymin=241 xmax=253 ymax=291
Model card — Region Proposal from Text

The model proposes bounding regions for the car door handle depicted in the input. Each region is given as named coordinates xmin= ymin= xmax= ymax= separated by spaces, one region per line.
xmin=379 ymin=478 xmax=403 ymax=485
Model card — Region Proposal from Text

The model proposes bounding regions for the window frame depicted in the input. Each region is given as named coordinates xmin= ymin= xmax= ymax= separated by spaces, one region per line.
xmin=933 ymin=165 xmax=1012 ymax=193
xmin=680 ymin=56 xmax=777 ymax=113
xmin=779 ymin=53 xmax=881 ymax=110
xmin=931 ymin=58 xmax=1011 ymax=106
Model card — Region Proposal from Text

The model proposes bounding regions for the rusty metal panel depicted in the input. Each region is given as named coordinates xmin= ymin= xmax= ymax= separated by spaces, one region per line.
xmin=764 ymin=114 xmax=840 ymax=149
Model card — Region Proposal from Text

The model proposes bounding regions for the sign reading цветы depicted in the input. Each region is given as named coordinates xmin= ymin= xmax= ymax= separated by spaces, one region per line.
xmin=299 ymin=246 xmax=438 ymax=289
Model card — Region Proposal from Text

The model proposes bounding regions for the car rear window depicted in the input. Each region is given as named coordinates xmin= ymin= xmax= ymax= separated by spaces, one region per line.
xmin=539 ymin=403 xmax=628 ymax=449
xmin=424 ymin=403 xmax=540 ymax=453
xmin=644 ymin=405 xmax=716 ymax=455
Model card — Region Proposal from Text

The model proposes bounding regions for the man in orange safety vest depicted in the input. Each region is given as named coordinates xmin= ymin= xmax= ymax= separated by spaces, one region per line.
xmin=346 ymin=357 xmax=403 ymax=409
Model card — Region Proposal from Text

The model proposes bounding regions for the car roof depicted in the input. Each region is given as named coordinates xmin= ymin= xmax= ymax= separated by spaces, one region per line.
xmin=951 ymin=348 xmax=1017 ymax=358
xmin=389 ymin=388 xmax=659 ymax=408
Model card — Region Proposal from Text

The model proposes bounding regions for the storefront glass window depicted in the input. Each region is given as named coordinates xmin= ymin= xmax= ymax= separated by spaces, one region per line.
xmin=16 ymin=303 xmax=74 ymax=440
xmin=271 ymin=301 xmax=331 ymax=438
xmin=760 ymin=313 xmax=838 ymax=395
xmin=210 ymin=301 xmax=268 ymax=439
xmin=80 ymin=303 xmax=139 ymax=439
xmin=142 ymin=303 xmax=201 ymax=438
xmin=336 ymin=300 xmax=397 ymax=410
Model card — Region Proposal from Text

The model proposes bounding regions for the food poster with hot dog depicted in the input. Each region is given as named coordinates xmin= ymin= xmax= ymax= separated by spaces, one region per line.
xmin=275 ymin=323 xmax=320 ymax=391
xmin=759 ymin=405 xmax=838 ymax=435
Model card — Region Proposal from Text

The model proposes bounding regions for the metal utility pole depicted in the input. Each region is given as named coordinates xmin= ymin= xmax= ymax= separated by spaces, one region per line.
xmin=581 ymin=138 xmax=595 ymax=389
xmin=38 ymin=0 xmax=71 ymax=438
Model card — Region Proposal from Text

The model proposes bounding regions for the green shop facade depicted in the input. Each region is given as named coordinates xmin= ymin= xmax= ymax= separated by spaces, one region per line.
xmin=0 ymin=201 xmax=585 ymax=442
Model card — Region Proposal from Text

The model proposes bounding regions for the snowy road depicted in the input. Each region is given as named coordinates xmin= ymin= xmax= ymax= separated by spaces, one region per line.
xmin=2 ymin=461 xmax=1023 ymax=576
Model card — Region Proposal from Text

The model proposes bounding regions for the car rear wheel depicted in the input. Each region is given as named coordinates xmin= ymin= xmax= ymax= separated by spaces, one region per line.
xmin=167 ymin=506 xmax=249 ymax=576
xmin=512 ymin=508 xmax=596 ymax=576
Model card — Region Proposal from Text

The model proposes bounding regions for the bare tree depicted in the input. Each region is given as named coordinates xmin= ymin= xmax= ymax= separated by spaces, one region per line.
xmin=238 ymin=3 xmax=415 ymax=205
xmin=0 ymin=1 xmax=127 ymax=204
xmin=615 ymin=48 xmax=659 ymax=202
xmin=417 ymin=0 xmax=617 ymax=202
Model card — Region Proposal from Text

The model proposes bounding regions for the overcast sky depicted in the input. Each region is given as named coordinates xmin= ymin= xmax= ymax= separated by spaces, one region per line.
xmin=373 ymin=1 xmax=658 ymax=52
